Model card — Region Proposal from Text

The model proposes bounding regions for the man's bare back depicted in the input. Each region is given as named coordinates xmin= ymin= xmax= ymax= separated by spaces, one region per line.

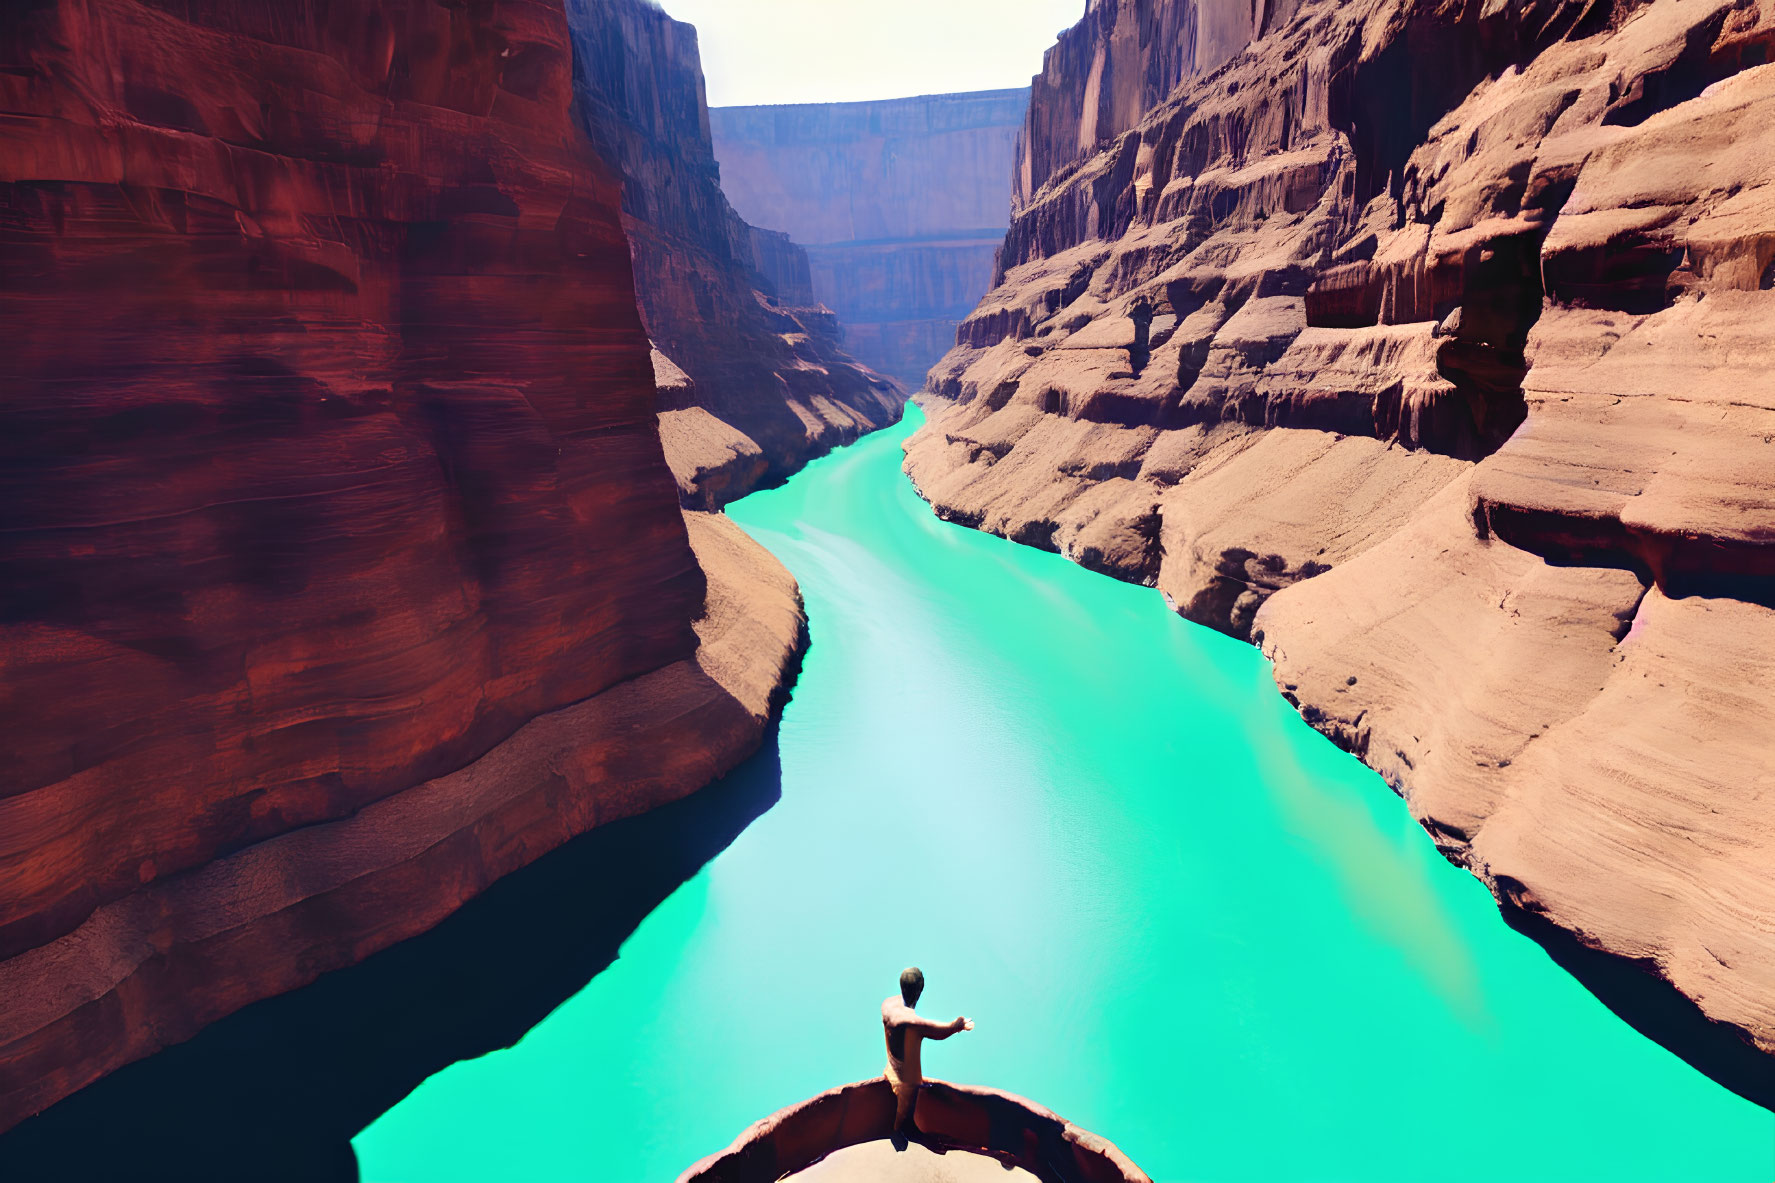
xmin=882 ymin=967 xmax=973 ymax=1134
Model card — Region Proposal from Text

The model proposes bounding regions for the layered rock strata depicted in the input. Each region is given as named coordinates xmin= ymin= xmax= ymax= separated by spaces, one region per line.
xmin=1013 ymin=0 xmax=1303 ymax=210
xmin=711 ymin=89 xmax=1030 ymax=390
xmin=568 ymin=0 xmax=903 ymax=507
xmin=0 ymin=0 xmax=801 ymax=1134
xmin=2 ymin=598 xmax=797 ymax=1182
xmin=906 ymin=0 xmax=1775 ymax=1100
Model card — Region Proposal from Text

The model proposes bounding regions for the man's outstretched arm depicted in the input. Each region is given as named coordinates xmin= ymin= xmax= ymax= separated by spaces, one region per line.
xmin=914 ymin=1015 xmax=975 ymax=1040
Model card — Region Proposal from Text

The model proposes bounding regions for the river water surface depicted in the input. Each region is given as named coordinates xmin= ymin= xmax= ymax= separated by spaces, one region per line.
xmin=357 ymin=407 xmax=1772 ymax=1181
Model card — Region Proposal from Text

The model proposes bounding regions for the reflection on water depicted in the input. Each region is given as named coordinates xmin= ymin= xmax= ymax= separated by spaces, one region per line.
xmin=358 ymin=406 xmax=1771 ymax=1182
xmin=1248 ymin=702 xmax=1490 ymax=1029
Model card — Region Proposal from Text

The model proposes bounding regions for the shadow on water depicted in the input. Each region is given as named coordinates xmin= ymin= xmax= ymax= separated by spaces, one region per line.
xmin=0 ymin=721 xmax=789 ymax=1182
xmin=1498 ymin=896 xmax=1775 ymax=1114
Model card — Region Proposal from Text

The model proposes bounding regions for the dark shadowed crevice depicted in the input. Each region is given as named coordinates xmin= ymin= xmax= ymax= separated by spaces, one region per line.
xmin=1335 ymin=16 xmax=1489 ymax=210
xmin=1480 ymin=501 xmax=1775 ymax=610
xmin=1306 ymin=6 xmax=1606 ymax=463
xmin=1600 ymin=4 xmax=1734 ymax=127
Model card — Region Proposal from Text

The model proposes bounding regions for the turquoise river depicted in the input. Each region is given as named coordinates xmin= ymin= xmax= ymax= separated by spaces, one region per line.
xmin=356 ymin=406 xmax=1773 ymax=1181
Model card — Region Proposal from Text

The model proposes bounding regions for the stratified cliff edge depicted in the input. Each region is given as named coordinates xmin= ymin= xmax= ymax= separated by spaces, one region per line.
xmin=0 ymin=0 xmax=802 ymax=1137
xmin=567 ymin=0 xmax=904 ymax=509
xmin=711 ymin=89 xmax=1029 ymax=391
xmin=906 ymin=0 xmax=1775 ymax=1101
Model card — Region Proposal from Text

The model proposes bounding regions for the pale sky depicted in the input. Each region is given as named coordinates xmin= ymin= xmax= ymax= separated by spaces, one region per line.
xmin=657 ymin=0 xmax=1086 ymax=108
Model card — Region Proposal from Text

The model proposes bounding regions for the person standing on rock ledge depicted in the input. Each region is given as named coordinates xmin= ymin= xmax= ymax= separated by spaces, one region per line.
xmin=882 ymin=967 xmax=973 ymax=1136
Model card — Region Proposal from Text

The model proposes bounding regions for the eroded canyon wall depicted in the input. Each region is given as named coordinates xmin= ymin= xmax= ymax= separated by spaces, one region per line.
xmin=711 ymin=89 xmax=1029 ymax=390
xmin=906 ymin=0 xmax=1775 ymax=1103
xmin=0 ymin=0 xmax=801 ymax=1138
xmin=567 ymin=0 xmax=903 ymax=508
xmin=1013 ymin=0 xmax=1304 ymax=211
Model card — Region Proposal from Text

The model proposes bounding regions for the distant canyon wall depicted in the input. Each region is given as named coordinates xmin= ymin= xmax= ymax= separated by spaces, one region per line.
xmin=568 ymin=0 xmax=903 ymax=508
xmin=907 ymin=0 xmax=1775 ymax=1107
xmin=711 ymin=89 xmax=1029 ymax=391
xmin=0 ymin=0 xmax=801 ymax=1142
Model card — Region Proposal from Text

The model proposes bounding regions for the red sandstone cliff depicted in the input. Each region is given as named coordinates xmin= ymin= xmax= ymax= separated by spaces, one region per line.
xmin=0 ymin=0 xmax=802 ymax=1134
xmin=711 ymin=90 xmax=1029 ymax=390
xmin=567 ymin=0 xmax=904 ymax=509
xmin=906 ymin=0 xmax=1775 ymax=1102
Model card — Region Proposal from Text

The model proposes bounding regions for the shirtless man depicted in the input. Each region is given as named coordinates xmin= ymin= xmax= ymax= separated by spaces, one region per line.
xmin=881 ymin=967 xmax=973 ymax=1134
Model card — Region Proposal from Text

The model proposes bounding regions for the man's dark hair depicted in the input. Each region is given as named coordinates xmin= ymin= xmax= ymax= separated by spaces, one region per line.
xmin=899 ymin=966 xmax=924 ymax=1005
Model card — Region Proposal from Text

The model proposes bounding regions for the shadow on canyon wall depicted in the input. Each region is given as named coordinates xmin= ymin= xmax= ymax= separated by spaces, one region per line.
xmin=0 ymin=722 xmax=790 ymax=1182
xmin=1499 ymin=897 xmax=1775 ymax=1114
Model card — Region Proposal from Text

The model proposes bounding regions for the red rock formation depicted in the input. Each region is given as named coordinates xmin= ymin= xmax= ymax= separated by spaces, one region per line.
xmin=711 ymin=89 xmax=1029 ymax=391
xmin=568 ymin=0 xmax=904 ymax=507
xmin=906 ymin=0 xmax=1775 ymax=1102
xmin=0 ymin=0 xmax=801 ymax=1134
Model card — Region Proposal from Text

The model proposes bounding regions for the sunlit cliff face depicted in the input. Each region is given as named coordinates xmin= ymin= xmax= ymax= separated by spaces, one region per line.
xmin=906 ymin=0 xmax=1775 ymax=1104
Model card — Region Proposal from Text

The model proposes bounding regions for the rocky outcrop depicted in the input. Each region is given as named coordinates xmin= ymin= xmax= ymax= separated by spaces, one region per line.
xmin=0 ymin=0 xmax=802 ymax=1135
xmin=678 ymin=1078 xmax=1151 ymax=1183
xmin=906 ymin=0 xmax=1775 ymax=1104
xmin=568 ymin=0 xmax=903 ymax=506
xmin=711 ymin=89 xmax=1029 ymax=390
xmin=1013 ymin=0 xmax=1305 ymax=210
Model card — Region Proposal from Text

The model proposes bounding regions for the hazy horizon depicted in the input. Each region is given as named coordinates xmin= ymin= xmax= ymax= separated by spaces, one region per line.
xmin=659 ymin=0 xmax=1084 ymax=108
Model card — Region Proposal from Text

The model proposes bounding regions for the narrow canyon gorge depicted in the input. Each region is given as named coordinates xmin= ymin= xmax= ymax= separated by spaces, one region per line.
xmin=0 ymin=0 xmax=1771 ymax=1176
xmin=570 ymin=0 xmax=905 ymax=509
xmin=711 ymin=88 xmax=1028 ymax=391
xmin=905 ymin=0 xmax=1775 ymax=1102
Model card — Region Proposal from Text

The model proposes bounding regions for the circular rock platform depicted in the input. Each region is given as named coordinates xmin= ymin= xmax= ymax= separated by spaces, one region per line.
xmin=675 ymin=1078 xmax=1150 ymax=1183
xmin=789 ymin=1138 xmax=1041 ymax=1181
